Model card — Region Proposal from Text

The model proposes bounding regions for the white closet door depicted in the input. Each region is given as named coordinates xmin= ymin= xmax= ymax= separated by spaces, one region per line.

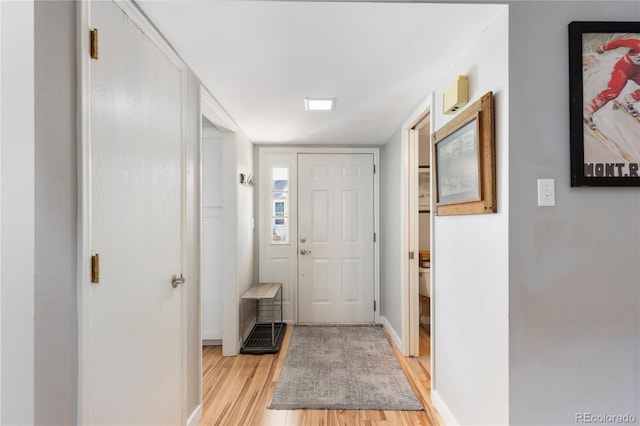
xmin=85 ymin=1 xmax=185 ymax=423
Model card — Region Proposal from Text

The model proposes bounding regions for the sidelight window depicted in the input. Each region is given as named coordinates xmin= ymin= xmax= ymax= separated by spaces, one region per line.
xmin=271 ymin=166 xmax=289 ymax=244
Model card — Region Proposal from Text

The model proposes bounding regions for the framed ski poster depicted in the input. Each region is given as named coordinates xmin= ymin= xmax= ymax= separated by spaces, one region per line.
xmin=569 ymin=21 xmax=640 ymax=186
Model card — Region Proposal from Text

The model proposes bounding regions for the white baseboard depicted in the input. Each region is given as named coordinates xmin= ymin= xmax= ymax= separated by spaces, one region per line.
xmin=432 ymin=390 xmax=459 ymax=426
xmin=202 ymin=331 xmax=222 ymax=340
xmin=186 ymin=403 xmax=202 ymax=426
xmin=380 ymin=316 xmax=402 ymax=351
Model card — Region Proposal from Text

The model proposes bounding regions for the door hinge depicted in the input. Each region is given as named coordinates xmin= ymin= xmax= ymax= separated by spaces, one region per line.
xmin=373 ymin=232 xmax=376 ymax=243
xmin=91 ymin=253 xmax=100 ymax=284
xmin=90 ymin=29 xmax=99 ymax=60
xmin=373 ymin=164 xmax=376 ymax=174
xmin=374 ymin=300 xmax=376 ymax=312
xmin=409 ymin=251 xmax=415 ymax=260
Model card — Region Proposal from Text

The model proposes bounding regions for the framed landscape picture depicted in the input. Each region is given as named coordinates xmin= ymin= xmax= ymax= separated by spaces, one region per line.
xmin=569 ymin=21 xmax=640 ymax=186
xmin=433 ymin=92 xmax=496 ymax=216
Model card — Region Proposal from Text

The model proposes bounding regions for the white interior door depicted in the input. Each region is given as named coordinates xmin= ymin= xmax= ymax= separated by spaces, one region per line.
xmin=298 ymin=153 xmax=374 ymax=323
xmin=86 ymin=1 xmax=184 ymax=423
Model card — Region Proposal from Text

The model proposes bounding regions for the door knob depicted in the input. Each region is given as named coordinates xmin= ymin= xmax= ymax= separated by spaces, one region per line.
xmin=299 ymin=249 xmax=312 ymax=255
xmin=172 ymin=273 xmax=186 ymax=288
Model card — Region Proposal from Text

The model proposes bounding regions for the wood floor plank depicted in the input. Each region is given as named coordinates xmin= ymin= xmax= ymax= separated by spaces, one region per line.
xmin=200 ymin=324 xmax=443 ymax=425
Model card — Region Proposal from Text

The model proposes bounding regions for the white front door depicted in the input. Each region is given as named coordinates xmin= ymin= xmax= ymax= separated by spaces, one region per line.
xmin=85 ymin=1 xmax=184 ymax=423
xmin=297 ymin=153 xmax=375 ymax=323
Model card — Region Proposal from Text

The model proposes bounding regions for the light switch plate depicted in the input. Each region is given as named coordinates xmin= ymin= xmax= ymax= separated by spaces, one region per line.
xmin=537 ymin=178 xmax=555 ymax=206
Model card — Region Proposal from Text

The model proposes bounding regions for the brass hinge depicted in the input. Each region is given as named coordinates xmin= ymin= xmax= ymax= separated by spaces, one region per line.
xmin=91 ymin=253 xmax=100 ymax=284
xmin=373 ymin=164 xmax=376 ymax=174
xmin=374 ymin=300 xmax=376 ymax=312
xmin=409 ymin=251 xmax=415 ymax=260
xmin=373 ymin=232 xmax=377 ymax=243
xmin=90 ymin=29 xmax=99 ymax=60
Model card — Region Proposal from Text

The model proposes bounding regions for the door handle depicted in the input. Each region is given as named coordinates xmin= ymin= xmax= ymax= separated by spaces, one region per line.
xmin=171 ymin=273 xmax=186 ymax=288
xmin=299 ymin=249 xmax=312 ymax=255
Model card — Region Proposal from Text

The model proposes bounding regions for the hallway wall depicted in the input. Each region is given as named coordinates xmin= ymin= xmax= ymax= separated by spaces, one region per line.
xmin=222 ymin=129 xmax=255 ymax=355
xmin=380 ymin=129 xmax=404 ymax=339
xmin=34 ymin=1 xmax=77 ymax=423
xmin=2 ymin=1 xmax=35 ymax=424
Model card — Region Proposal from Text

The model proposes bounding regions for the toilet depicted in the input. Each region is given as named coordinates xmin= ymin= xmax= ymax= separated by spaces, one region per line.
xmin=419 ymin=267 xmax=430 ymax=298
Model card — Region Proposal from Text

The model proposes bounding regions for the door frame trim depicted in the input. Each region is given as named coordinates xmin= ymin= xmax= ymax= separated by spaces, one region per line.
xmin=400 ymin=93 xmax=434 ymax=365
xmin=76 ymin=1 xmax=188 ymax=422
xmin=258 ymin=146 xmax=380 ymax=325
xmin=198 ymin=84 xmax=239 ymax=402
xmin=407 ymin=113 xmax=431 ymax=356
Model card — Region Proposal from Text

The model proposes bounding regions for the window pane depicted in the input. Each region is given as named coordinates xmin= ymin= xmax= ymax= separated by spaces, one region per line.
xmin=272 ymin=195 xmax=288 ymax=217
xmin=272 ymin=166 xmax=289 ymax=191
xmin=274 ymin=202 xmax=285 ymax=216
xmin=272 ymin=218 xmax=289 ymax=243
xmin=271 ymin=166 xmax=289 ymax=244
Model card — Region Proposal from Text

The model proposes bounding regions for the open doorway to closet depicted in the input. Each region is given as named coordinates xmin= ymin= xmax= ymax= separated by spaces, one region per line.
xmin=409 ymin=112 xmax=432 ymax=376
xmin=198 ymin=85 xmax=243 ymax=369
xmin=403 ymin=99 xmax=434 ymax=383
xmin=416 ymin=116 xmax=432 ymax=377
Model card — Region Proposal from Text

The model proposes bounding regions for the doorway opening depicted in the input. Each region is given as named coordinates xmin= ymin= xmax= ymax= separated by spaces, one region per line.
xmin=197 ymin=85 xmax=242 ymax=424
xmin=405 ymin=99 xmax=434 ymax=375
xmin=201 ymin=117 xmax=223 ymax=346
xmin=412 ymin=114 xmax=432 ymax=375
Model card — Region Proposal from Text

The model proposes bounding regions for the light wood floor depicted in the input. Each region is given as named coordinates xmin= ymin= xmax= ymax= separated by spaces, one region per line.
xmin=200 ymin=324 xmax=442 ymax=425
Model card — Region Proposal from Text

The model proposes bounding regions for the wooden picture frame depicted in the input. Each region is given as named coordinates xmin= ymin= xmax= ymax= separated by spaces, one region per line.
xmin=569 ymin=21 xmax=640 ymax=186
xmin=433 ymin=91 xmax=496 ymax=216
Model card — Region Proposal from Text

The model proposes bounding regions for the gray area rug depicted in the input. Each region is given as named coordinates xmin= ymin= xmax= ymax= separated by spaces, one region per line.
xmin=268 ymin=326 xmax=423 ymax=411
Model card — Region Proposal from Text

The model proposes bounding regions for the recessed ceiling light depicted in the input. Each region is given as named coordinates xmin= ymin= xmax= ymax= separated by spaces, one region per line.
xmin=304 ymin=98 xmax=336 ymax=111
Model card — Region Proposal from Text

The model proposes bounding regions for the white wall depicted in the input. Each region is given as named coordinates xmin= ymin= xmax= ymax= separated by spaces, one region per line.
xmin=1 ymin=1 xmax=35 ymax=424
xmin=34 ymin=1 xmax=77 ymax=424
xmin=236 ymin=131 xmax=256 ymax=324
xmin=508 ymin=2 xmax=640 ymax=424
xmin=222 ymin=129 xmax=255 ymax=355
xmin=380 ymin=129 xmax=405 ymax=339
xmin=430 ymin=7 xmax=509 ymax=425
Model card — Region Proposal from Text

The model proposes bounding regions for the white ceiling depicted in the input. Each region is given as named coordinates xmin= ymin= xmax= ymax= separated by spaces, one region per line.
xmin=138 ymin=1 xmax=504 ymax=145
